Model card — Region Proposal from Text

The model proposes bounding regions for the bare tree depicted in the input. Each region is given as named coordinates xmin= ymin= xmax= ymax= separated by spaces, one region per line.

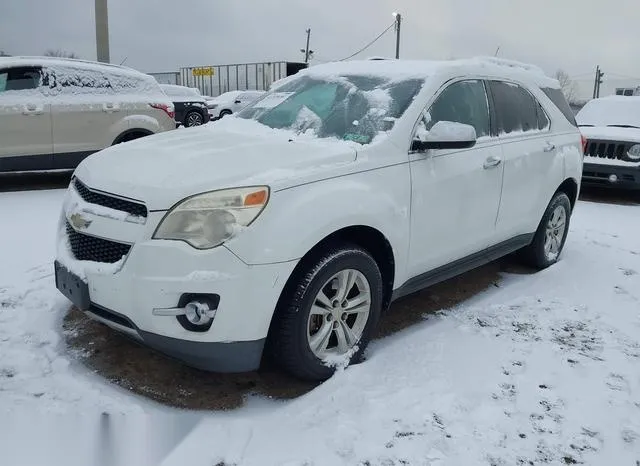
xmin=43 ymin=49 xmax=79 ymax=59
xmin=555 ymin=69 xmax=577 ymax=103
xmin=0 ymin=50 xmax=10 ymax=57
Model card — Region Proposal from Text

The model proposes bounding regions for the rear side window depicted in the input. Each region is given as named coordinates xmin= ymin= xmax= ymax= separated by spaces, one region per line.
xmin=489 ymin=81 xmax=540 ymax=134
xmin=0 ymin=67 xmax=41 ymax=92
xmin=541 ymin=87 xmax=577 ymax=127
xmin=536 ymin=101 xmax=550 ymax=130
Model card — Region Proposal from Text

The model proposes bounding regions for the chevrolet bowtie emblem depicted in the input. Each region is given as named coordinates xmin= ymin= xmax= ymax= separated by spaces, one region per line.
xmin=69 ymin=212 xmax=92 ymax=230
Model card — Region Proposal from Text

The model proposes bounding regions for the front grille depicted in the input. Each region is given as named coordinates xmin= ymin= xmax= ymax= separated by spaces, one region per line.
xmin=66 ymin=222 xmax=131 ymax=263
xmin=584 ymin=139 xmax=633 ymax=161
xmin=73 ymin=178 xmax=148 ymax=218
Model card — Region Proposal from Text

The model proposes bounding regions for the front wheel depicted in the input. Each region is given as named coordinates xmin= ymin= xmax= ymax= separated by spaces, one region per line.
xmin=520 ymin=192 xmax=572 ymax=269
xmin=270 ymin=245 xmax=383 ymax=381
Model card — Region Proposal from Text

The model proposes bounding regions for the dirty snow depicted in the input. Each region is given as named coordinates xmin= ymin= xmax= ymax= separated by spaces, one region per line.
xmin=1 ymin=188 xmax=639 ymax=465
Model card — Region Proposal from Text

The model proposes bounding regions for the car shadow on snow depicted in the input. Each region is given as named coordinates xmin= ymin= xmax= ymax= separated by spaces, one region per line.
xmin=63 ymin=258 xmax=536 ymax=411
xmin=578 ymin=186 xmax=640 ymax=206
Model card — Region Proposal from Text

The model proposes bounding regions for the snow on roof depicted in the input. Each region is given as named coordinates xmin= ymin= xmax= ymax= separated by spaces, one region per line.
xmin=291 ymin=56 xmax=558 ymax=89
xmin=0 ymin=56 xmax=150 ymax=80
xmin=576 ymin=96 xmax=640 ymax=128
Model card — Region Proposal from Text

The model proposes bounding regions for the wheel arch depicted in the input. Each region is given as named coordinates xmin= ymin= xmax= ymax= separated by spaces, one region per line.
xmin=264 ymin=224 xmax=396 ymax=363
xmin=112 ymin=128 xmax=153 ymax=145
xmin=555 ymin=177 xmax=579 ymax=210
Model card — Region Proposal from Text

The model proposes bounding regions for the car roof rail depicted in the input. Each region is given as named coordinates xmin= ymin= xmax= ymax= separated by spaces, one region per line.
xmin=471 ymin=56 xmax=547 ymax=76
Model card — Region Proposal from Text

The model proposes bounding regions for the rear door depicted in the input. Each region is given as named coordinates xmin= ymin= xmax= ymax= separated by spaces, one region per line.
xmin=488 ymin=80 xmax=564 ymax=241
xmin=0 ymin=66 xmax=53 ymax=171
xmin=49 ymin=65 xmax=121 ymax=168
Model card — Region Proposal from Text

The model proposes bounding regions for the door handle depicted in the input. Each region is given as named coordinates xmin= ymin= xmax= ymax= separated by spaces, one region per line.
xmin=483 ymin=155 xmax=502 ymax=169
xmin=102 ymin=102 xmax=119 ymax=112
xmin=543 ymin=142 xmax=556 ymax=152
xmin=23 ymin=104 xmax=43 ymax=115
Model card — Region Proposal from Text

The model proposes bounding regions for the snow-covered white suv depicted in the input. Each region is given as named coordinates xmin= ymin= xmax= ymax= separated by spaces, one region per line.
xmin=54 ymin=57 xmax=583 ymax=381
xmin=0 ymin=56 xmax=175 ymax=173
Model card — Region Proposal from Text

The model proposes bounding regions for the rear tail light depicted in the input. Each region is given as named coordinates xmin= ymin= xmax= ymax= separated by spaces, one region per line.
xmin=150 ymin=103 xmax=175 ymax=120
xmin=580 ymin=133 xmax=587 ymax=156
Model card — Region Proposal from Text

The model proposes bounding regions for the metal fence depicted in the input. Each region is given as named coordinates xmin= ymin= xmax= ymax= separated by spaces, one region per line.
xmin=179 ymin=61 xmax=306 ymax=97
xmin=148 ymin=71 xmax=180 ymax=86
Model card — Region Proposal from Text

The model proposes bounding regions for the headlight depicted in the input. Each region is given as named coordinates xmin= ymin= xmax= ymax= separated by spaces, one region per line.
xmin=153 ymin=186 xmax=269 ymax=249
xmin=627 ymin=144 xmax=640 ymax=161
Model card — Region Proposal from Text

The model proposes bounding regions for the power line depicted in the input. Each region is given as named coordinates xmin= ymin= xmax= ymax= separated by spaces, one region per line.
xmin=338 ymin=22 xmax=396 ymax=61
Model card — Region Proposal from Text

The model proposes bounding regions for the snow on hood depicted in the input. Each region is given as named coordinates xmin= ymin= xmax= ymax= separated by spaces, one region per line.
xmin=579 ymin=125 xmax=640 ymax=144
xmin=74 ymin=117 xmax=359 ymax=210
xmin=577 ymin=96 xmax=640 ymax=129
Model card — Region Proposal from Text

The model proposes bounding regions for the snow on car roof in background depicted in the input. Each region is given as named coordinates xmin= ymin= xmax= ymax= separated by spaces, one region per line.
xmin=0 ymin=56 xmax=149 ymax=79
xmin=576 ymin=96 xmax=640 ymax=128
xmin=291 ymin=56 xmax=559 ymax=88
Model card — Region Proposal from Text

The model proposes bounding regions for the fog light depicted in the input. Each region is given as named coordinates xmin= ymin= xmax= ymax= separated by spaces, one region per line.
xmin=184 ymin=301 xmax=216 ymax=325
xmin=152 ymin=293 xmax=220 ymax=332
xmin=609 ymin=174 xmax=618 ymax=183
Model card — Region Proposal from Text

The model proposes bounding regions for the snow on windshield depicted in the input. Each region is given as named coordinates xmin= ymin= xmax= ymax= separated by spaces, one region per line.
xmin=237 ymin=74 xmax=425 ymax=145
xmin=576 ymin=97 xmax=640 ymax=128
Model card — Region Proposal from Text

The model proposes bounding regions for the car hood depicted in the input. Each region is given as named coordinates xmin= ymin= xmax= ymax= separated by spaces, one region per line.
xmin=580 ymin=125 xmax=640 ymax=144
xmin=74 ymin=119 xmax=358 ymax=210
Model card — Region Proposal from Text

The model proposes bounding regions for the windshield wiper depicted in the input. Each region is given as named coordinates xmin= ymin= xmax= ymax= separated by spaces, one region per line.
xmin=607 ymin=124 xmax=640 ymax=129
xmin=578 ymin=124 xmax=594 ymax=127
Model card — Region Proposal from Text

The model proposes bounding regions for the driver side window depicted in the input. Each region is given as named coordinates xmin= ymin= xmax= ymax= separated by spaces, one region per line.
xmin=418 ymin=79 xmax=491 ymax=140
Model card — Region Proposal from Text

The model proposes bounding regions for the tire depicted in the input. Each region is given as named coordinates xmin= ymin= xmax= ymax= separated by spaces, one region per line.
xmin=184 ymin=111 xmax=204 ymax=127
xmin=520 ymin=192 xmax=572 ymax=269
xmin=219 ymin=110 xmax=232 ymax=118
xmin=270 ymin=244 xmax=383 ymax=381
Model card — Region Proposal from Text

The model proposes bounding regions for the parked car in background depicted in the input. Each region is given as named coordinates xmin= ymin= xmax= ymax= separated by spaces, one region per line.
xmin=206 ymin=90 xmax=266 ymax=119
xmin=159 ymin=84 xmax=209 ymax=127
xmin=576 ymin=96 xmax=640 ymax=190
xmin=54 ymin=57 xmax=582 ymax=381
xmin=0 ymin=56 xmax=175 ymax=173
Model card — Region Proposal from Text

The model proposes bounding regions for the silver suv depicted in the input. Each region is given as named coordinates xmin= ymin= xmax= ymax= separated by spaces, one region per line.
xmin=0 ymin=56 xmax=176 ymax=173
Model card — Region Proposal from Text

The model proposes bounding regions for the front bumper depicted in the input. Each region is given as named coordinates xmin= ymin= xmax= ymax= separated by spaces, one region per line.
xmin=56 ymin=232 xmax=297 ymax=373
xmin=582 ymin=162 xmax=640 ymax=190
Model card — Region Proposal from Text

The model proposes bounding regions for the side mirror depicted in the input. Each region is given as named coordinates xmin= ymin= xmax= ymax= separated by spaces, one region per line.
xmin=234 ymin=99 xmax=242 ymax=104
xmin=412 ymin=121 xmax=477 ymax=152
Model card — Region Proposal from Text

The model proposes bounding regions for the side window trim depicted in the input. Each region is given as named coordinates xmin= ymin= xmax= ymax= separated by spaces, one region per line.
xmin=488 ymin=78 xmax=552 ymax=138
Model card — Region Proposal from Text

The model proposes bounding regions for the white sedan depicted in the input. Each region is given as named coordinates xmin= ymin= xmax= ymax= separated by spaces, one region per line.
xmin=206 ymin=90 xmax=266 ymax=119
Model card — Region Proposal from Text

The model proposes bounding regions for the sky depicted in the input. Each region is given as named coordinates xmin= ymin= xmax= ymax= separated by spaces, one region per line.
xmin=2 ymin=0 xmax=640 ymax=99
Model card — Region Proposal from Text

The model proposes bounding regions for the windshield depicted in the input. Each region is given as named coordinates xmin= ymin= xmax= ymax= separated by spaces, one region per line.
xmin=576 ymin=98 xmax=640 ymax=128
xmin=237 ymin=74 xmax=425 ymax=144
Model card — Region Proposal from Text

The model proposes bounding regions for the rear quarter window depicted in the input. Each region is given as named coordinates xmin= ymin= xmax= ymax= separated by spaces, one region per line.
xmin=541 ymin=87 xmax=577 ymax=127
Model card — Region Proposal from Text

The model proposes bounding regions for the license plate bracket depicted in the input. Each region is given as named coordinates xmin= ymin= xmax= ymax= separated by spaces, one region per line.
xmin=54 ymin=261 xmax=90 ymax=310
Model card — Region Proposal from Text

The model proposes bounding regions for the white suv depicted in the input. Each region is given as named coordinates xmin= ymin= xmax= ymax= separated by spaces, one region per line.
xmin=0 ymin=57 xmax=175 ymax=173
xmin=54 ymin=58 xmax=583 ymax=381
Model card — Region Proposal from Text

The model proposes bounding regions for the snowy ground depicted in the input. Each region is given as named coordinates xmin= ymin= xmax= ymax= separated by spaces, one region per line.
xmin=0 ymin=186 xmax=639 ymax=465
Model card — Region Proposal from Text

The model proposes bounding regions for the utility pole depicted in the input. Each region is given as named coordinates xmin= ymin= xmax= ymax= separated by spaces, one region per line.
xmin=95 ymin=0 xmax=110 ymax=63
xmin=300 ymin=28 xmax=313 ymax=63
xmin=393 ymin=12 xmax=402 ymax=59
xmin=593 ymin=65 xmax=604 ymax=99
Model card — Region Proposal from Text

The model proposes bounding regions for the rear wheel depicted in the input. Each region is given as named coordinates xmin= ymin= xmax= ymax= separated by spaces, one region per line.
xmin=270 ymin=245 xmax=383 ymax=381
xmin=520 ymin=192 xmax=572 ymax=269
xmin=219 ymin=110 xmax=232 ymax=118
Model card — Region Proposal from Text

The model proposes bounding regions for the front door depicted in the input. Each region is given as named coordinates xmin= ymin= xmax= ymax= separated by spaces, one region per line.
xmin=407 ymin=79 xmax=504 ymax=278
xmin=0 ymin=66 xmax=53 ymax=171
